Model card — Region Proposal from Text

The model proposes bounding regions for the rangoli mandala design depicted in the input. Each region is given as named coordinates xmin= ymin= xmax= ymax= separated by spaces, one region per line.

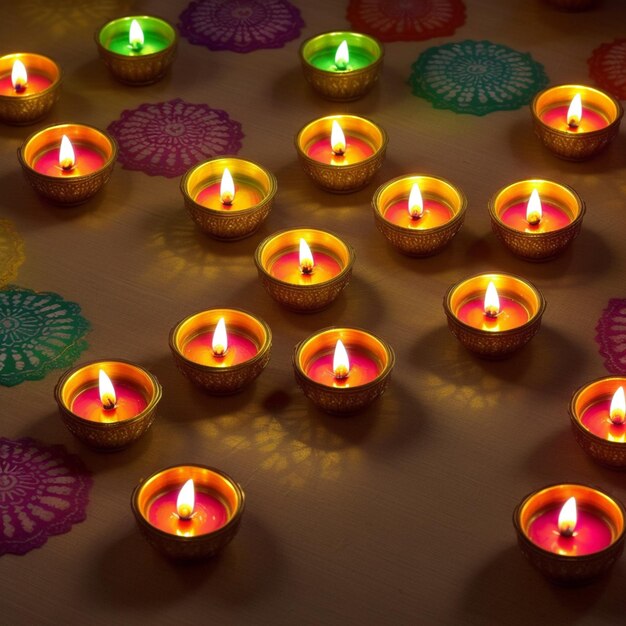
xmin=0 ymin=286 xmax=90 ymax=387
xmin=178 ymin=0 xmax=305 ymax=53
xmin=596 ymin=299 xmax=626 ymax=374
xmin=107 ymin=99 xmax=244 ymax=178
xmin=0 ymin=220 xmax=25 ymax=288
xmin=347 ymin=0 xmax=466 ymax=42
xmin=0 ymin=437 xmax=92 ymax=556
xmin=409 ymin=40 xmax=549 ymax=115
xmin=589 ymin=39 xmax=626 ymax=100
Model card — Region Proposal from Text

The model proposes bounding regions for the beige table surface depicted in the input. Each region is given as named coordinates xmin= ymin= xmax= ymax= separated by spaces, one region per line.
xmin=2 ymin=0 xmax=626 ymax=624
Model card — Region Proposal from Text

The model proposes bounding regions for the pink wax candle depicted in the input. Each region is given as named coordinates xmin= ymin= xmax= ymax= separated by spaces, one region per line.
xmin=456 ymin=296 xmax=529 ymax=331
xmin=383 ymin=197 xmax=453 ymax=229
xmin=306 ymin=347 xmax=380 ymax=387
xmin=268 ymin=249 xmax=342 ymax=285
xmin=147 ymin=486 xmax=228 ymax=536
xmin=0 ymin=72 xmax=52 ymax=96
xmin=581 ymin=399 xmax=626 ymax=441
xmin=307 ymin=134 xmax=374 ymax=165
xmin=71 ymin=381 xmax=147 ymax=422
xmin=183 ymin=329 xmax=258 ymax=366
xmin=527 ymin=504 xmax=613 ymax=556
xmin=32 ymin=142 xmax=106 ymax=177
xmin=195 ymin=181 xmax=262 ymax=210
xmin=540 ymin=106 xmax=608 ymax=132
xmin=500 ymin=200 xmax=571 ymax=233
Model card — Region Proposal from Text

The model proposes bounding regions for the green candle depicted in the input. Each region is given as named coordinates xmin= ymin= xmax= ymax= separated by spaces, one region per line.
xmin=98 ymin=16 xmax=175 ymax=57
xmin=302 ymin=32 xmax=380 ymax=73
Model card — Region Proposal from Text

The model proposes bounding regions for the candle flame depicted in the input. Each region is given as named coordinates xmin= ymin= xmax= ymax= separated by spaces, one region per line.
xmin=220 ymin=167 xmax=235 ymax=205
xmin=299 ymin=238 xmax=314 ymax=274
xmin=331 ymin=120 xmax=346 ymax=156
xmin=98 ymin=369 xmax=116 ymax=410
xmin=558 ymin=496 xmax=577 ymax=537
xmin=526 ymin=189 xmax=542 ymax=226
xmin=11 ymin=59 xmax=27 ymax=91
xmin=59 ymin=135 xmax=75 ymax=171
xmin=610 ymin=386 xmax=625 ymax=425
xmin=333 ymin=339 xmax=350 ymax=379
xmin=176 ymin=479 xmax=195 ymax=520
xmin=408 ymin=183 xmax=424 ymax=219
xmin=212 ymin=317 xmax=228 ymax=356
xmin=483 ymin=281 xmax=500 ymax=318
xmin=567 ymin=93 xmax=582 ymax=128
xmin=129 ymin=19 xmax=144 ymax=51
xmin=335 ymin=40 xmax=349 ymax=71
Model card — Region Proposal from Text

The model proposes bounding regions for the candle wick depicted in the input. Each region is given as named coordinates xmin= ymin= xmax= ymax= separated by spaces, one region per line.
xmin=332 ymin=148 xmax=345 ymax=156
xmin=559 ymin=528 xmax=575 ymax=538
xmin=14 ymin=84 xmax=26 ymax=93
xmin=102 ymin=399 xmax=116 ymax=411
xmin=212 ymin=346 xmax=228 ymax=357
xmin=484 ymin=308 xmax=499 ymax=319
xmin=300 ymin=264 xmax=314 ymax=275
xmin=334 ymin=367 xmax=349 ymax=380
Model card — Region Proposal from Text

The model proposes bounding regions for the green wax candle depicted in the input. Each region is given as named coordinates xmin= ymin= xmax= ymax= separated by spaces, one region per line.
xmin=98 ymin=16 xmax=175 ymax=57
xmin=302 ymin=32 xmax=381 ymax=73
xmin=309 ymin=47 xmax=375 ymax=72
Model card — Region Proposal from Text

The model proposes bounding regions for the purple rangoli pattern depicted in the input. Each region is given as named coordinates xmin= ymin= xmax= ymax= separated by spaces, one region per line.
xmin=0 ymin=438 xmax=92 ymax=556
xmin=596 ymin=299 xmax=626 ymax=374
xmin=179 ymin=0 xmax=305 ymax=53
xmin=107 ymin=99 xmax=244 ymax=178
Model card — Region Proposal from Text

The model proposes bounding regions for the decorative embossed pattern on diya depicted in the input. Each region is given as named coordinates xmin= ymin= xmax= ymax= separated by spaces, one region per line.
xmin=179 ymin=0 xmax=304 ymax=53
xmin=0 ymin=286 xmax=91 ymax=386
xmin=107 ymin=99 xmax=243 ymax=177
xmin=0 ymin=437 xmax=92 ymax=555
xmin=409 ymin=40 xmax=549 ymax=115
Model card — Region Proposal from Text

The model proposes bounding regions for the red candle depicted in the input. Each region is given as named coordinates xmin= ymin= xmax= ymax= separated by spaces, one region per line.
xmin=194 ymin=166 xmax=263 ymax=212
xmin=71 ymin=381 xmax=147 ymax=422
xmin=32 ymin=141 xmax=106 ymax=177
xmin=0 ymin=71 xmax=52 ymax=96
xmin=456 ymin=292 xmax=529 ymax=332
xmin=183 ymin=329 xmax=258 ymax=366
xmin=540 ymin=106 xmax=608 ymax=132
xmin=500 ymin=201 xmax=571 ymax=233
xmin=581 ymin=388 xmax=626 ymax=441
xmin=527 ymin=503 xmax=613 ymax=556
xmin=147 ymin=485 xmax=228 ymax=536
xmin=306 ymin=346 xmax=380 ymax=387
xmin=306 ymin=121 xmax=374 ymax=166
xmin=384 ymin=197 xmax=453 ymax=229
xmin=268 ymin=249 xmax=342 ymax=285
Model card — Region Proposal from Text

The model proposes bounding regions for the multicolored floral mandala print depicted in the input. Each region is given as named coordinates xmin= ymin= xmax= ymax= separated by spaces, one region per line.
xmin=0 ymin=286 xmax=90 ymax=387
xmin=107 ymin=99 xmax=244 ymax=178
xmin=596 ymin=299 xmax=626 ymax=374
xmin=347 ymin=0 xmax=466 ymax=42
xmin=179 ymin=0 xmax=304 ymax=53
xmin=589 ymin=39 xmax=626 ymax=100
xmin=409 ymin=40 xmax=549 ymax=115
xmin=0 ymin=437 xmax=92 ymax=556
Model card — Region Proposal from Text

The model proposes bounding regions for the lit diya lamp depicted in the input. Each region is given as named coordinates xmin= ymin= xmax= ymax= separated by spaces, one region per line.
xmin=131 ymin=464 xmax=245 ymax=560
xmin=299 ymin=31 xmax=384 ymax=101
xmin=0 ymin=53 xmax=61 ymax=125
xmin=513 ymin=483 xmax=626 ymax=583
xmin=18 ymin=123 xmax=117 ymax=205
xmin=54 ymin=359 xmax=162 ymax=449
xmin=570 ymin=376 xmax=626 ymax=469
xmin=180 ymin=156 xmax=277 ymax=240
xmin=254 ymin=228 xmax=355 ymax=312
xmin=488 ymin=179 xmax=585 ymax=261
xmin=169 ymin=307 xmax=272 ymax=394
xmin=293 ymin=327 xmax=395 ymax=414
xmin=295 ymin=114 xmax=387 ymax=193
xmin=372 ymin=174 xmax=467 ymax=256
xmin=443 ymin=272 xmax=546 ymax=358
xmin=96 ymin=15 xmax=177 ymax=84
xmin=531 ymin=85 xmax=622 ymax=160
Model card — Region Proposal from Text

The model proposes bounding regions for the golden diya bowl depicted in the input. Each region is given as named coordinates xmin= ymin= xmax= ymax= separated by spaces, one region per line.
xmin=443 ymin=272 xmax=546 ymax=359
xmin=295 ymin=114 xmax=387 ymax=193
xmin=17 ymin=123 xmax=117 ymax=205
xmin=570 ymin=376 xmax=626 ymax=469
xmin=131 ymin=464 xmax=245 ymax=560
xmin=372 ymin=174 xmax=467 ymax=256
xmin=488 ymin=179 xmax=585 ymax=261
xmin=54 ymin=359 xmax=162 ymax=450
xmin=0 ymin=53 xmax=61 ymax=125
xmin=299 ymin=31 xmax=384 ymax=101
xmin=169 ymin=307 xmax=272 ymax=395
xmin=531 ymin=85 xmax=622 ymax=160
xmin=180 ymin=156 xmax=277 ymax=240
xmin=95 ymin=15 xmax=178 ymax=85
xmin=254 ymin=228 xmax=355 ymax=312
xmin=513 ymin=483 xmax=626 ymax=584
xmin=293 ymin=327 xmax=395 ymax=415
